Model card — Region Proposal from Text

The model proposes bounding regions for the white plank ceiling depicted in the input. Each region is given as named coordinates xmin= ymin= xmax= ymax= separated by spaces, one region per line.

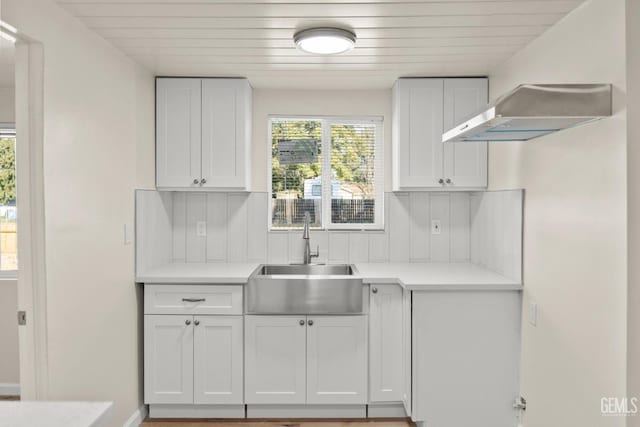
xmin=55 ymin=0 xmax=586 ymax=89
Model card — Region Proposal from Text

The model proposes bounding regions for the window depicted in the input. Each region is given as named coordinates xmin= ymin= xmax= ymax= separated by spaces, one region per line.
xmin=269 ymin=117 xmax=383 ymax=230
xmin=0 ymin=125 xmax=16 ymax=274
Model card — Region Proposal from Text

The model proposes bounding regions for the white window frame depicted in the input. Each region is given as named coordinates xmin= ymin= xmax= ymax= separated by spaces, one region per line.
xmin=268 ymin=115 xmax=384 ymax=231
xmin=0 ymin=123 xmax=17 ymax=279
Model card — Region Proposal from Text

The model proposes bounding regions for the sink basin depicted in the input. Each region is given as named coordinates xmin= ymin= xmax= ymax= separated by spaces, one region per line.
xmin=246 ymin=264 xmax=364 ymax=314
xmin=258 ymin=264 xmax=354 ymax=276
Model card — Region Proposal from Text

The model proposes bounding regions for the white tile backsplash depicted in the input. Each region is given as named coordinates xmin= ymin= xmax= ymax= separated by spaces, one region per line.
xmin=206 ymin=193 xmax=228 ymax=262
xmin=137 ymin=189 xmax=522 ymax=274
xmin=409 ymin=192 xmax=430 ymax=262
xmin=185 ymin=193 xmax=207 ymax=263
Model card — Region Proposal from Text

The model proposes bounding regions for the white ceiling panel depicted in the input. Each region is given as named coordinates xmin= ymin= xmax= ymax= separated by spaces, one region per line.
xmin=54 ymin=0 xmax=586 ymax=88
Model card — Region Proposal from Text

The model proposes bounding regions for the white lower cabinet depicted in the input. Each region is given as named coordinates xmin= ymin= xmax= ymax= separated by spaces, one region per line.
xmin=194 ymin=316 xmax=243 ymax=404
xmin=306 ymin=316 xmax=368 ymax=404
xmin=244 ymin=315 xmax=368 ymax=405
xmin=244 ymin=316 xmax=307 ymax=404
xmin=144 ymin=314 xmax=243 ymax=405
xmin=412 ymin=291 xmax=522 ymax=426
xmin=144 ymin=315 xmax=194 ymax=404
xmin=369 ymin=285 xmax=404 ymax=403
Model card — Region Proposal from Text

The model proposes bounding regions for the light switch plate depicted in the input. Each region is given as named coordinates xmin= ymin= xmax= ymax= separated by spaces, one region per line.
xmin=196 ymin=221 xmax=207 ymax=237
xmin=124 ymin=224 xmax=132 ymax=245
xmin=529 ymin=302 xmax=537 ymax=326
xmin=431 ymin=220 xmax=441 ymax=235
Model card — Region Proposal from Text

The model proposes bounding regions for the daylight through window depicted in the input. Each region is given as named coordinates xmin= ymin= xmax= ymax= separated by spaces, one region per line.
xmin=270 ymin=117 xmax=383 ymax=230
xmin=0 ymin=126 xmax=16 ymax=273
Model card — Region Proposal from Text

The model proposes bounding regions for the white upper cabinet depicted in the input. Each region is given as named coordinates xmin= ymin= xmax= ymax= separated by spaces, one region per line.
xmin=392 ymin=78 xmax=488 ymax=190
xmin=156 ymin=78 xmax=252 ymax=191
xmin=393 ymin=79 xmax=444 ymax=189
xmin=443 ymin=79 xmax=489 ymax=188
xmin=201 ymin=79 xmax=252 ymax=189
xmin=156 ymin=79 xmax=202 ymax=189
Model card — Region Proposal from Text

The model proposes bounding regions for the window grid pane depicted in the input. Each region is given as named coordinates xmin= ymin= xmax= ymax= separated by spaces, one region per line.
xmin=271 ymin=119 xmax=322 ymax=229
xmin=330 ymin=123 xmax=376 ymax=225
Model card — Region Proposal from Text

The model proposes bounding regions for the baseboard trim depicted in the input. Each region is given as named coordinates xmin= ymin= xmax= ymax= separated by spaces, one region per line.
xmin=123 ymin=404 xmax=148 ymax=427
xmin=247 ymin=404 xmax=366 ymax=419
xmin=0 ymin=383 xmax=20 ymax=396
xmin=368 ymin=402 xmax=407 ymax=418
xmin=149 ymin=404 xmax=244 ymax=419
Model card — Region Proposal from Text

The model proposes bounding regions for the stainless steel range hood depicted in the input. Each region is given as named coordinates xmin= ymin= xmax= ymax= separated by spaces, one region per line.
xmin=442 ymin=84 xmax=612 ymax=143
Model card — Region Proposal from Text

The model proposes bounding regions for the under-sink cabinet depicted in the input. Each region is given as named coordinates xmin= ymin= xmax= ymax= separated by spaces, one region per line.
xmin=244 ymin=315 xmax=368 ymax=405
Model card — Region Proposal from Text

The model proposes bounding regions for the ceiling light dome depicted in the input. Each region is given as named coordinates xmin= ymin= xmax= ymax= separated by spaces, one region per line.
xmin=294 ymin=28 xmax=356 ymax=55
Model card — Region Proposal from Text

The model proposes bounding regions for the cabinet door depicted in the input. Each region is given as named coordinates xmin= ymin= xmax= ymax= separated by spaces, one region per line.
xmin=412 ymin=291 xmax=521 ymax=426
xmin=443 ymin=78 xmax=488 ymax=188
xmin=194 ymin=316 xmax=243 ymax=404
xmin=369 ymin=285 xmax=404 ymax=402
xmin=393 ymin=79 xmax=444 ymax=189
xmin=307 ymin=316 xmax=368 ymax=404
xmin=144 ymin=315 xmax=194 ymax=404
xmin=201 ymin=79 xmax=250 ymax=189
xmin=244 ymin=316 xmax=307 ymax=404
xmin=156 ymin=78 xmax=202 ymax=189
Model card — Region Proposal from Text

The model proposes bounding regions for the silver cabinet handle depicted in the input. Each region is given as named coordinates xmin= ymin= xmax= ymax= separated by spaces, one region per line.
xmin=193 ymin=179 xmax=199 ymax=185
xmin=182 ymin=298 xmax=206 ymax=303
xmin=185 ymin=319 xmax=191 ymax=325
xmin=446 ymin=178 xmax=452 ymax=184
xmin=307 ymin=320 xmax=314 ymax=326
xmin=194 ymin=320 xmax=200 ymax=326
xmin=200 ymin=178 xmax=207 ymax=184
xmin=299 ymin=319 xmax=305 ymax=326
xmin=438 ymin=178 xmax=444 ymax=184
xmin=372 ymin=287 xmax=378 ymax=294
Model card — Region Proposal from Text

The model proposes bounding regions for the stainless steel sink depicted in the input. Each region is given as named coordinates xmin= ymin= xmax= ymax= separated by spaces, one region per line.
xmin=246 ymin=264 xmax=364 ymax=314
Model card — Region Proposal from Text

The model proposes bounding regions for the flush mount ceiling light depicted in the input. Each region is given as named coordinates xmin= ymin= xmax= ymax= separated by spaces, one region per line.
xmin=294 ymin=27 xmax=356 ymax=55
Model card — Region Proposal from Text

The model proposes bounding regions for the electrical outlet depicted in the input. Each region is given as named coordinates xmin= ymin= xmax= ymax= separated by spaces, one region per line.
xmin=529 ymin=302 xmax=537 ymax=326
xmin=196 ymin=221 xmax=207 ymax=237
xmin=431 ymin=219 xmax=441 ymax=235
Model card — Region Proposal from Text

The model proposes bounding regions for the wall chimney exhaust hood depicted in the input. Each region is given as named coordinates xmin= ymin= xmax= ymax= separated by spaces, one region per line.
xmin=442 ymin=84 xmax=612 ymax=143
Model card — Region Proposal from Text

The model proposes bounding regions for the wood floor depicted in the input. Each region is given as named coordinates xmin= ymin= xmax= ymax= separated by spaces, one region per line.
xmin=0 ymin=396 xmax=19 ymax=401
xmin=142 ymin=419 xmax=414 ymax=427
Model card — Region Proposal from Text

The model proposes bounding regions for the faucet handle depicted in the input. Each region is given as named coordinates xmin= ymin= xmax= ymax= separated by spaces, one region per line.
xmin=311 ymin=245 xmax=320 ymax=258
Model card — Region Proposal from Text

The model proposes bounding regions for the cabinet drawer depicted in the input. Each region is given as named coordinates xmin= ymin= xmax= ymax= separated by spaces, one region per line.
xmin=144 ymin=284 xmax=243 ymax=315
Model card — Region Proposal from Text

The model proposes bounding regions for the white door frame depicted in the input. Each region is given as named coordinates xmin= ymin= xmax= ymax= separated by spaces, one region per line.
xmin=14 ymin=38 xmax=49 ymax=400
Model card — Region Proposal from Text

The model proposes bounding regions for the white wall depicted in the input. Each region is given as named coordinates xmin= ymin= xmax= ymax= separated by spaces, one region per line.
xmin=627 ymin=0 xmax=640 ymax=420
xmin=0 ymin=86 xmax=14 ymax=123
xmin=488 ymin=0 xmax=627 ymax=425
xmin=252 ymin=89 xmax=392 ymax=192
xmin=2 ymin=0 xmax=154 ymax=425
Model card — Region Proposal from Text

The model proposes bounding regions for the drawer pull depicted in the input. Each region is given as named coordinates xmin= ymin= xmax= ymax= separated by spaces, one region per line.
xmin=182 ymin=298 xmax=206 ymax=303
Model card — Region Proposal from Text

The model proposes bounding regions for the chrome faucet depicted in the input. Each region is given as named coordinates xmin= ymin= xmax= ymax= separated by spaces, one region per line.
xmin=302 ymin=212 xmax=319 ymax=264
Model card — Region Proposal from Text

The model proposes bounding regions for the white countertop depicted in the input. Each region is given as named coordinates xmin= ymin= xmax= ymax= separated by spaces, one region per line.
xmin=354 ymin=262 xmax=522 ymax=290
xmin=137 ymin=262 xmax=259 ymax=283
xmin=0 ymin=401 xmax=112 ymax=427
xmin=137 ymin=262 xmax=521 ymax=290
